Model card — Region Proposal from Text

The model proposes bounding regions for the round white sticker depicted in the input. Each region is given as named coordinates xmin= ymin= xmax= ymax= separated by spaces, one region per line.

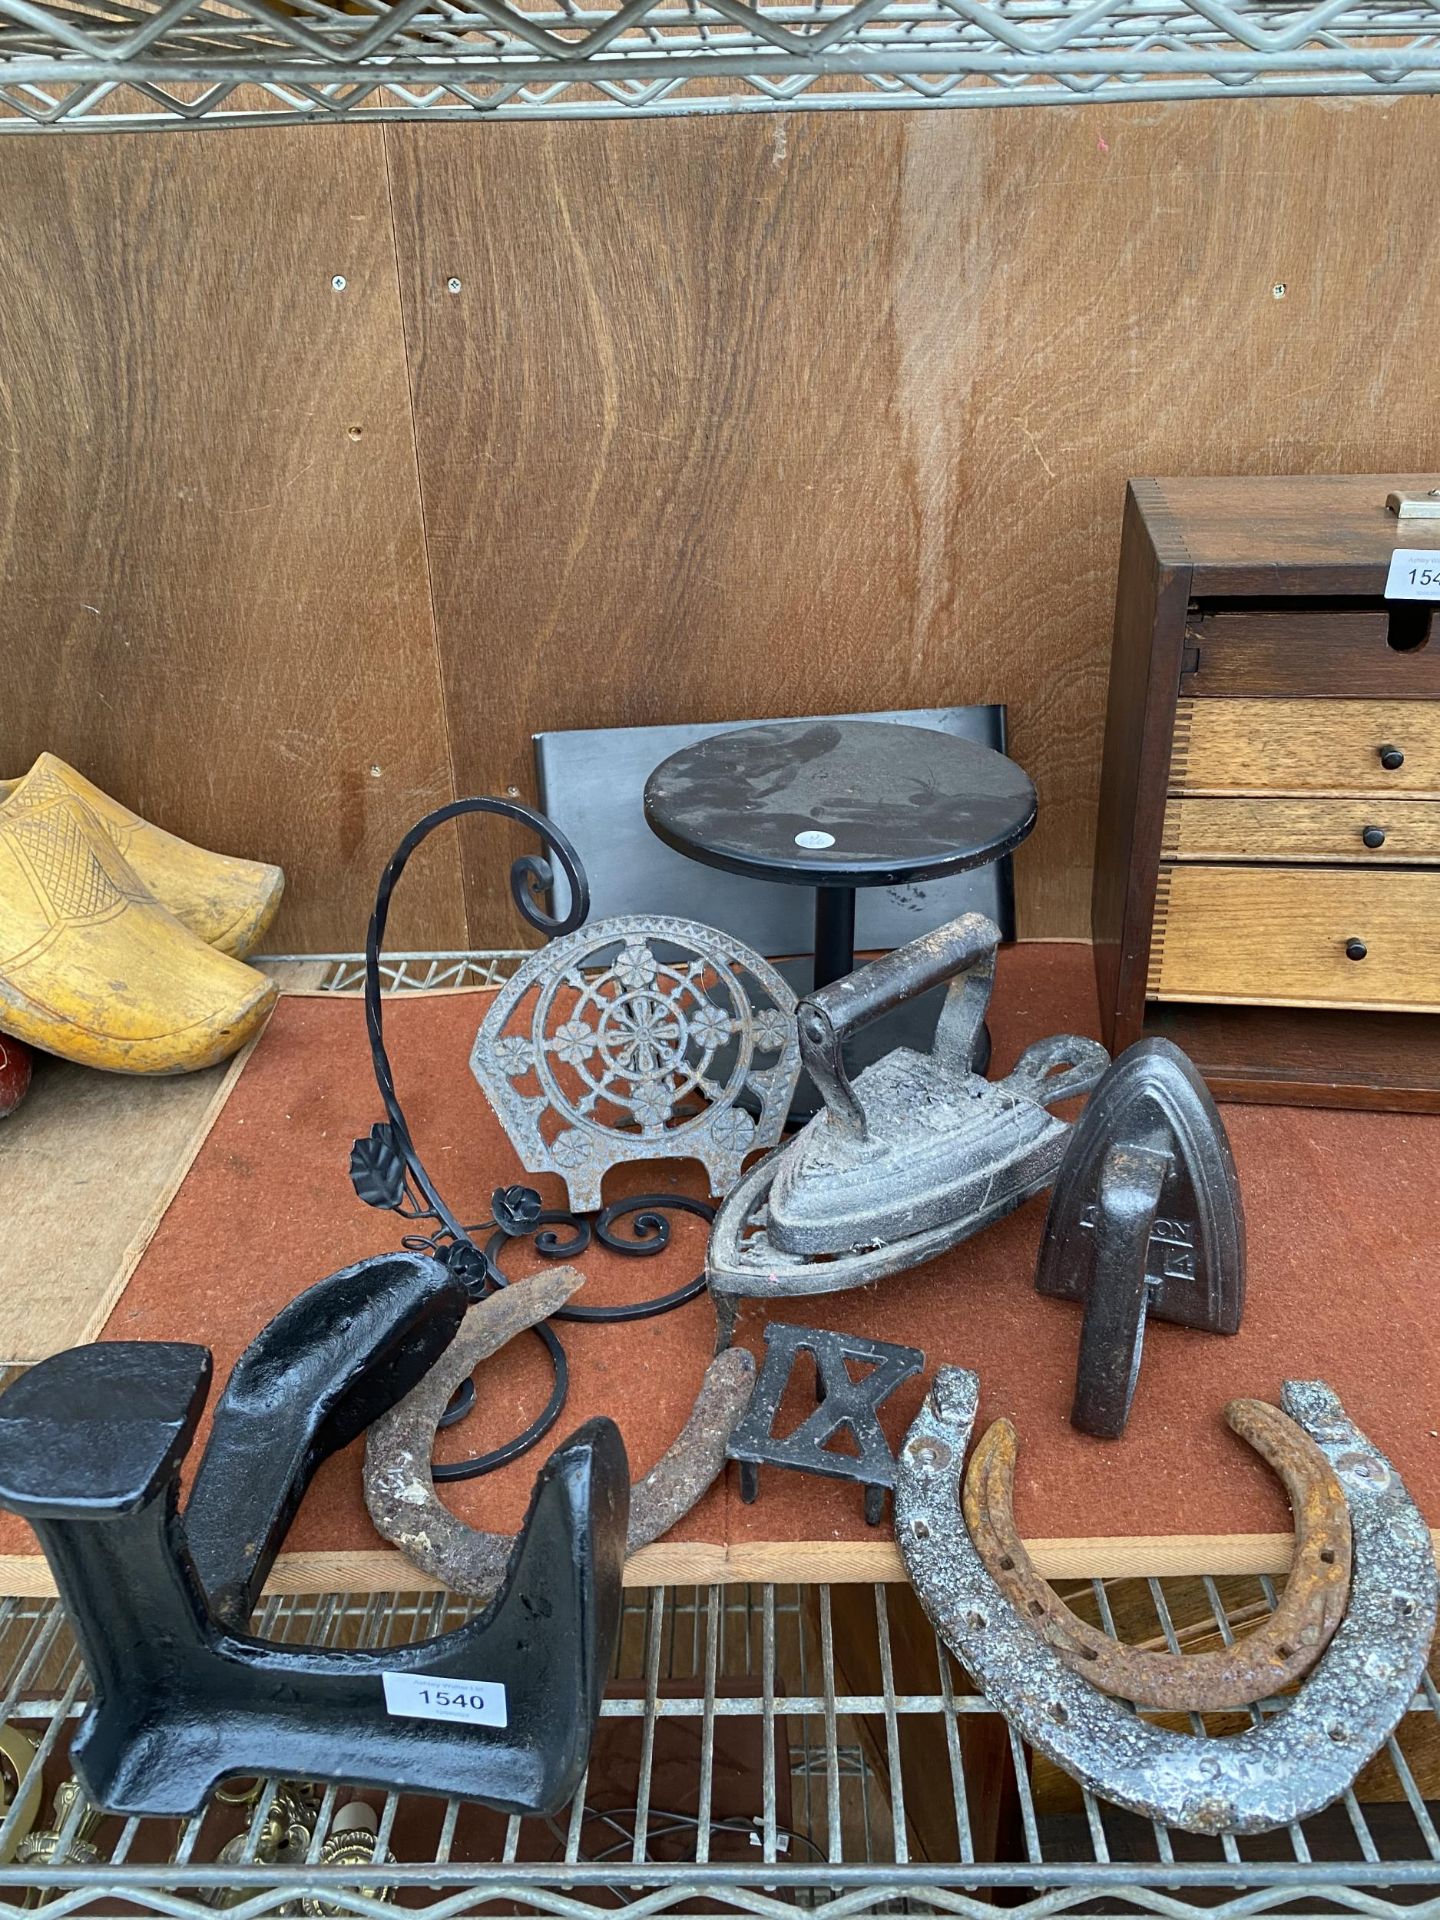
xmin=795 ymin=829 xmax=836 ymax=850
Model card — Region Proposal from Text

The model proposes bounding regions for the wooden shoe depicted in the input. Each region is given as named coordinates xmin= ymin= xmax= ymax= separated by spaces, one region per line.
xmin=0 ymin=763 xmax=277 ymax=1075
xmin=0 ymin=755 xmax=283 ymax=958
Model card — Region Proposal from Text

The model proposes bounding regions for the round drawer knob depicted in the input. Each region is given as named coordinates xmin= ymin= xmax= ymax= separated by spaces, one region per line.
xmin=1379 ymin=744 xmax=1406 ymax=771
xmin=1345 ymin=939 xmax=1369 ymax=962
xmin=1362 ymin=825 xmax=1387 ymax=849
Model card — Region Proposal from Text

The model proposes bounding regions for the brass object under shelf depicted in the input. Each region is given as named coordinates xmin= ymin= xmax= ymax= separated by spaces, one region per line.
xmin=300 ymin=1802 xmax=389 ymax=1918
xmin=0 ymin=1725 xmax=41 ymax=1865
xmin=203 ymin=1782 xmax=319 ymax=1910
xmin=14 ymin=1780 xmax=105 ymax=1907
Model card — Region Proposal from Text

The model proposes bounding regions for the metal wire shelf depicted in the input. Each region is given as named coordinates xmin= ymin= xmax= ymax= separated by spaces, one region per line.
xmin=310 ymin=952 xmax=533 ymax=993
xmin=2 ymin=0 xmax=1439 ymax=132
xmin=0 ymin=1578 xmax=1438 ymax=1917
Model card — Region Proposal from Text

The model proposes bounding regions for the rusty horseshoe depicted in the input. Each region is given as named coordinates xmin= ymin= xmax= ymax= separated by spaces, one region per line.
xmin=365 ymin=1268 xmax=754 ymax=1597
xmin=963 ymin=1398 xmax=1353 ymax=1710
xmin=897 ymin=1370 xmax=1437 ymax=1836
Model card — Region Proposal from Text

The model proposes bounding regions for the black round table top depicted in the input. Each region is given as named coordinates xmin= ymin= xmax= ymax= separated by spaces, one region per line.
xmin=643 ymin=719 xmax=1036 ymax=888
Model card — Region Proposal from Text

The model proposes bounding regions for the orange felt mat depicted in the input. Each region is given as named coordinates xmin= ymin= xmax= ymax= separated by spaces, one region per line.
xmin=2 ymin=942 xmax=1437 ymax=1593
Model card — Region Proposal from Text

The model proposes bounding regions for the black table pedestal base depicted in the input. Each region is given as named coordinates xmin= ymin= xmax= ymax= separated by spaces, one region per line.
xmin=814 ymin=886 xmax=858 ymax=991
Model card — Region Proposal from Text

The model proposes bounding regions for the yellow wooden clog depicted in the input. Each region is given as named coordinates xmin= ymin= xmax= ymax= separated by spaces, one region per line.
xmin=0 ymin=763 xmax=277 ymax=1075
xmin=0 ymin=755 xmax=283 ymax=958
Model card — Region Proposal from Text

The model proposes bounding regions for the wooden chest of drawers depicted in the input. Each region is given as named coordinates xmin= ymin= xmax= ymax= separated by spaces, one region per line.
xmin=1092 ymin=474 xmax=1440 ymax=1110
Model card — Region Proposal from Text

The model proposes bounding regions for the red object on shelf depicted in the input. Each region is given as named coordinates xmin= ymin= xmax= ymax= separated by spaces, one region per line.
xmin=0 ymin=1037 xmax=33 ymax=1118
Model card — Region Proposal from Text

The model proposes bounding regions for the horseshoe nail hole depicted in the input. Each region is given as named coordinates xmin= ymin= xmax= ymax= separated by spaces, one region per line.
xmin=1050 ymin=1703 xmax=1069 ymax=1726
xmin=912 ymin=1519 xmax=931 ymax=1539
xmin=1029 ymin=1601 xmax=1045 ymax=1618
xmin=1081 ymin=1646 xmax=1099 ymax=1661
xmin=998 ymin=1555 xmax=1015 ymax=1571
xmin=1276 ymin=1644 xmax=1295 ymax=1660
xmin=1320 ymin=1548 xmax=1336 ymax=1564
xmin=1328 ymin=1724 xmax=1350 ymax=1744
xmin=967 ymin=1611 xmax=987 ymax=1632
xmin=1396 ymin=1594 xmax=1417 ymax=1618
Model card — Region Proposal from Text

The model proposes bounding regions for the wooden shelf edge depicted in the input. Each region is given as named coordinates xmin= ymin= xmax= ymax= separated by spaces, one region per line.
xmin=1141 ymin=1000 xmax=1440 ymax=1109
xmin=8 ymin=1530 xmax=1440 ymax=1599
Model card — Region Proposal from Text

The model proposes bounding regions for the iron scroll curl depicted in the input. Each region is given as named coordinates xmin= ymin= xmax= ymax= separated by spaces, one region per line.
xmin=351 ymin=796 xmax=589 ymax=1473
xmin=483 ymin=1195 xmax=712 ymax=1325
xmin=359 ymin=795 xmax=590 ymax=1260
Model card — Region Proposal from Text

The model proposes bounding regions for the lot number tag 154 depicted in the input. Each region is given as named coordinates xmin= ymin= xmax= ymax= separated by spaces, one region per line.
xmin=1385 ymin=549 xmax=1440 ymax=600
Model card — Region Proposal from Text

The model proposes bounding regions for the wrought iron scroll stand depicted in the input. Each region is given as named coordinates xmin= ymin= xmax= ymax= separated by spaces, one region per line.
xmin=350 ymin=796 xmax=714 ymax=1479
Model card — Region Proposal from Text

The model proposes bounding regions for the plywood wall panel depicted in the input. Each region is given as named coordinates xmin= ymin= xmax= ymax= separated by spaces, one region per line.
xmin=387 ymin=97 xmax=1440 ymax=941
xmin=0 ymin=129 xmax=464 ymax=953
xmin=1 ymin=101 xmax=1436 ymax=950
xmin=385 ymin=112 xmax=914 ymax=939
xmin=387 ymin=111 xmax=937 ymax=939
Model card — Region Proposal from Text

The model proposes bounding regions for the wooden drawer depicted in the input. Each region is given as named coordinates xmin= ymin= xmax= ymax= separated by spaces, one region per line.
xmin=1170 ymin=698 xmax=1440 ymax=795
xmin=1162 ymin=795 xmax=1440 ymax=862
xmin=1147 ymin=865 xmax=1440 ymax=1011
xmin=1183 ymin=603 xmax=1440 ymax=698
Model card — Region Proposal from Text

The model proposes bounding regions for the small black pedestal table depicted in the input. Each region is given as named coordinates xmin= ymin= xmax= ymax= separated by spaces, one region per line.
xmin=643 ymin=719 xmax=1037 ymax=1108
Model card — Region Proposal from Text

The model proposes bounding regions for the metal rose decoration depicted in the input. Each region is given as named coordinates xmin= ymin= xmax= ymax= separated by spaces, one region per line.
xmin=472 ymin=916 xmax=800 ymax=1212
xmin=491 ymin=1184 xmax=544 ymax=1237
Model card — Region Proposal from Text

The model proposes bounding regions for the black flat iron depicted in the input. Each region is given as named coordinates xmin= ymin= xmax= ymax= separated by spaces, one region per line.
xmin=707 ymin=913 xmax=1108 ymax=1340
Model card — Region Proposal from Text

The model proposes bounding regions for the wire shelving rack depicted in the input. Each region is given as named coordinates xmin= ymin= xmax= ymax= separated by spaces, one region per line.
xmin=3 ymin=0 xmax=1439 ymax=132
xmin=0 ymin=1579 xmax=1438 ymax=1919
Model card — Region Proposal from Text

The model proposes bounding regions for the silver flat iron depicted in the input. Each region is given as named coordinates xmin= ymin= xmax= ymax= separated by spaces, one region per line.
xmin=707 ymin=913 xmax=1108 ymax=1340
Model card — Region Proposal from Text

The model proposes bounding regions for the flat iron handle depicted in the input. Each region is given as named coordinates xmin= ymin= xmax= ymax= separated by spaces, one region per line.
xmin=799 ymin=914 xmax=1002 ymax=1138
xmin=1004 ymin=1034 xmax=1111 ymax=1108
xmin=802 ymin=912 xmax=1001 ymax=1048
